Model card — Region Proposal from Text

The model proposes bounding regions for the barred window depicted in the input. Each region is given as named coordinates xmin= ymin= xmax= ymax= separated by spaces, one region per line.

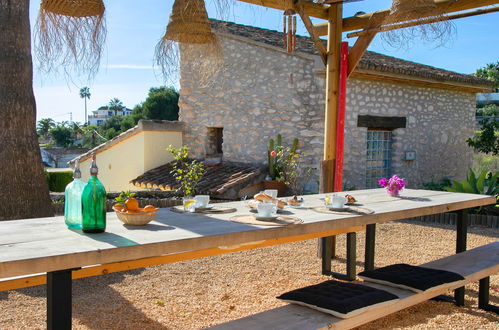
xmin=366 ymin=130 xmax=392 ymax=188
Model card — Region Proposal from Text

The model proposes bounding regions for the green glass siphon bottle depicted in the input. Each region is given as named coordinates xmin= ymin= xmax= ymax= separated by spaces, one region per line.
xmin=82 ymin=154 xmax=106 ymax=233
xmin=64 ymin=160 xmax=85 ymax=229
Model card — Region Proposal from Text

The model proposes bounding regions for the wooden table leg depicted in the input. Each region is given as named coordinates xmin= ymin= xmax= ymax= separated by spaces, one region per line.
xmin=47 ymin=269 xmax=73 ymax=330
xmin=321 ymin=237 xmax=332 ymax=275
xmin=322 ymin=233 xmax=357 ymax=281
xmin=365 ymin=224 xmax=376 ymax=271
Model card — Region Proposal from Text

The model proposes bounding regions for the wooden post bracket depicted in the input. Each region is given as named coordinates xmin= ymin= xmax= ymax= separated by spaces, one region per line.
xmin=295 ymin=1 xmax=328 ymax=65
xmin=347 ymin=15 xmax=384 ymax=77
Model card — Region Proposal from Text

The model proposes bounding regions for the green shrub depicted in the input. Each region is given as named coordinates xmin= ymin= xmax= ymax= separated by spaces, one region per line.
xmin=472 ymin=152 xmax=499 ymax=173
xmin=46 ymin=171 xmax=74 ymax=192
xmin=445 ymin=168 xmax=499 ymax=215
xmin=422 ymin=177 xmax=452 ymax=191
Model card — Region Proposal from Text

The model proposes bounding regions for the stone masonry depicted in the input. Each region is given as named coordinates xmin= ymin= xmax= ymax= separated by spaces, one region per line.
xmin=179 ymin=33 xmax=478 ymax=190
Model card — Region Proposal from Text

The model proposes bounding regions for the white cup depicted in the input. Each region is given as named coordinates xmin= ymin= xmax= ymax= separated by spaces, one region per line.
xmin=264 ymin=189 xmax=278 ymax=198
xmin=257 ymin=202 xmax=277 ymax=217
xmin=331 ymin=194 xmax=347 ymax=208
xmin=194 ymin=195 xmax=210 ymax=208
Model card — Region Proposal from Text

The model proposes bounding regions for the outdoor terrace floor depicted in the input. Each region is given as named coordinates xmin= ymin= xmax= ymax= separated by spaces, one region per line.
xmin=0 ymin=219 xmax=497 ymax=329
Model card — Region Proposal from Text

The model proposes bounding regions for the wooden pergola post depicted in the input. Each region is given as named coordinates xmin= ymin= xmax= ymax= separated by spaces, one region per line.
xmin=320 ymin=3 xmax=343 ymax=194
xmin=319 ymin=3 xmax=344 ymax=271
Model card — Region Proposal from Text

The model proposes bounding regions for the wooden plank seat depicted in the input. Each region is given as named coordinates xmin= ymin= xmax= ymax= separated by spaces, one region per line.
xmin=209 ymin=242 xmax=499 ymax=330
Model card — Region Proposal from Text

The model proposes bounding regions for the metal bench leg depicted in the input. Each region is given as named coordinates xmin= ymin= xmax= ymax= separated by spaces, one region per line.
xmin=454 ymin=209 xmax=468 ymax=306
xmin=365 ymin=224 xmax=376 ymax=271
xmin=47 ymin=269 xmax=73 ymax=330
xmin=432 ymin=210 xmax=468 ymax=306
xmin=479 ymin=277 xmax=499 ymax=314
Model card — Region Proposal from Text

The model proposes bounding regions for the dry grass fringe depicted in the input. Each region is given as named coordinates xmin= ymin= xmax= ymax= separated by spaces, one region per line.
xmin=381 ymin=0 xmax=455 ymax=49
xmin=154 ymin=0 xmax=225 ymax=87
xmin=34 ymin=0 xmax=106 ymax=81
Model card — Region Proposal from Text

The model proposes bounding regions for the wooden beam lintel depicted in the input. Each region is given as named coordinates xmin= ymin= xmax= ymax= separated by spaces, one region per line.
xmin=236 ymin=0 xmax=329 ymax=20
xmin=314 ymin=0 xmax=499 ymax=35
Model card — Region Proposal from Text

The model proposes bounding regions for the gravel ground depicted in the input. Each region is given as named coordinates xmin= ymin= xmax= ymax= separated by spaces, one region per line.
xmin=0 ymin=220 xmax=497 ymax=329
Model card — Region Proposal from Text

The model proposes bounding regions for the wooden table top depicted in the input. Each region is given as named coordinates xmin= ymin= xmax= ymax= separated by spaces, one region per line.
xmin=0 ymin=189 xmax=495 ymax=278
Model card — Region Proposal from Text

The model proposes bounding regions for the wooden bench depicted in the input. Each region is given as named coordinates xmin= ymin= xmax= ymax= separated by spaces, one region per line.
xmin=209 ymin=242 xmax=499 ymax=330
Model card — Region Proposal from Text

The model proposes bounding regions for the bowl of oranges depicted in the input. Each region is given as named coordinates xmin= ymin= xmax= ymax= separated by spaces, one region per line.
xmin=113 ymin=191 xmax=159 ymax=226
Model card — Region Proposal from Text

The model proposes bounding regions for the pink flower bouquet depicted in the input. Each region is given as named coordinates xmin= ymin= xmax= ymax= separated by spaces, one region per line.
xmin=378 ymin=175 xmax=406 ymax=196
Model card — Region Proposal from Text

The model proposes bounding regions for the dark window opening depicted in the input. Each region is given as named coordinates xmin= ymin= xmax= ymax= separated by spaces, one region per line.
xmin=206 ymin=127 xmax=223 ymax=156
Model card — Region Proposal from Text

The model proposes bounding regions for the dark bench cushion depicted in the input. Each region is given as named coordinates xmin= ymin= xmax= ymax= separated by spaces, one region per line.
xmin=359 ymin=263 xmax=465 ymax=293
xmin=277 ymin=280 xmax=399 ymax=319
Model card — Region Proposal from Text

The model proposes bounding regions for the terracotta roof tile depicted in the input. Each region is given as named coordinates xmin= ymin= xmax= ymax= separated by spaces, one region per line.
xmin=211 ymin=20 xmax=493 ymax=87
xmin=130 ymin=161 xmax=266 ymax=198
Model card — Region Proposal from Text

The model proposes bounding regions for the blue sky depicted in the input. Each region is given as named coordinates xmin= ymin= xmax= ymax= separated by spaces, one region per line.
xmin=30 ymin=0 xmax=499 ymax=123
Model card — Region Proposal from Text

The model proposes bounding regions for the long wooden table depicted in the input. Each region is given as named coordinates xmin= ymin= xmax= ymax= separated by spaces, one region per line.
xmin=0 ymin=189 xmax=496 ymax=329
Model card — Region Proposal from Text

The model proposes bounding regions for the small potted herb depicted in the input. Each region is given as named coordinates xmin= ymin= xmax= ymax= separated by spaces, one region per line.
xmin=166 ymin=145 xmax=205 ymax=210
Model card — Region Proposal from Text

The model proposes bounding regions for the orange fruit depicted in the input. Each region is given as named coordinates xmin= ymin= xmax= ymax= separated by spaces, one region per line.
xmin=125 ymin=198 xmax=139 ymax=211
xmin=144 ymin=205 xmax=157 ymax=212
xmin=114 ymin=204 xmax=125 ymax=212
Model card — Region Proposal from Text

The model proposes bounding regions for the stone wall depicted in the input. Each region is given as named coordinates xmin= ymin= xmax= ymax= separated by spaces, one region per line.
xmin=179 ymin=34 xmax=476 ymax=189
xmin=343 ymin=79 xmax=476 ymax=189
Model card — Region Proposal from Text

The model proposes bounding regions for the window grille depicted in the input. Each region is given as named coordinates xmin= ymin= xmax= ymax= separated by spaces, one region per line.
xmin=366 ymin=130 xmax=392 ymax=188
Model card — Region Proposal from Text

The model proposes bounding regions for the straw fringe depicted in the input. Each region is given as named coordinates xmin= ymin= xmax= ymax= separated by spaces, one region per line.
xmin=381 ymin=0 xmax=455 ymax=49
xmin=34 ymin=0 xmax=106 ymax=80
xmin=155 ymin=0 xmax=224 ymax=87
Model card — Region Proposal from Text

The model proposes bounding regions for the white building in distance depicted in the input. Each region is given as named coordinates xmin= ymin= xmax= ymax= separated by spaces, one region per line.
xmin=88 ymin=106 xmax=132 ymax=126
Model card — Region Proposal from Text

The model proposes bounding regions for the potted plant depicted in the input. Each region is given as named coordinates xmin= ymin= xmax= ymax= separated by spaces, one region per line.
xmin=264 ymin=134 xmax=302 ymax=197
xmin=166 ymin=145 xmax=205 ymax=206
xmin=378 ymin=175 xmax=406 ymax=196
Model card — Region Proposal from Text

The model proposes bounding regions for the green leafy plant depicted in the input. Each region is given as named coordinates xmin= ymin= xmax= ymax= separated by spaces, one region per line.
xmin=114 ymin=191 xmax=136 ymax=207
xmin=167 ymin=145 xmax=205 ymax=197
xmin=267 ymin=134 xmax=299 ymax=181
xmin=445 ymin=169 xmax=499 ymax=215
xmin=445 ymin=169 xmax=498 ymax=195
xmin=422 ymin=177 xmax=452 ymax=191
xmin=466 ymin=120 xmax=499 ymax=155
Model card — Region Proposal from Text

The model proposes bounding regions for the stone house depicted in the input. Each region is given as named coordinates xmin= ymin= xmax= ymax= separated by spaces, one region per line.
xmin=179 ymin=20 xmax=493 ymax=190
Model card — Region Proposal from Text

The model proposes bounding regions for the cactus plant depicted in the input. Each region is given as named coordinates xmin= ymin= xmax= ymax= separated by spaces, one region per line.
xmin=291 ymin=137 xmax=299 ymax=154
xmin=268 ymin=138 xmax=275 ymax=179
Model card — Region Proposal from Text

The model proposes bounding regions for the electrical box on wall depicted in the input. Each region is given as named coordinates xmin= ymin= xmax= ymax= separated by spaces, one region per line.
xmin=404 ymin=150 xmax=416 ymax=161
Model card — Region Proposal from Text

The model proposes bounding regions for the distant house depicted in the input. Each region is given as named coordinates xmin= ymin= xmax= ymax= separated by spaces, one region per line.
xmin=69 ymin=120 xmax=184 ymax=191
xmin=88 ymin=106 xmax=133 ymax=126
xmin=41 ymin=148 xmax=89 ymax=168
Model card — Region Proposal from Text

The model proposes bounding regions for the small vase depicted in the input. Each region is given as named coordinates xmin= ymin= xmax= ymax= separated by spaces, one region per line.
xmin=388 ymin=190 xmax=400 ymax=197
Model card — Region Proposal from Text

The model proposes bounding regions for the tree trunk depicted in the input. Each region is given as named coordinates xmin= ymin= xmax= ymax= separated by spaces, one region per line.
xmin=0 ymin=0 xmax=54 ymax=220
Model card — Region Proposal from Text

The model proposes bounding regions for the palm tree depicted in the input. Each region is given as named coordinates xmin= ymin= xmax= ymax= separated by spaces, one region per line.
xmin=79 ymin=86 xmax=91 ymax=124
xmin=108 ymin=98 xmax=124 ymax=116
xmin=0 ymin=0 xmax=54 ymax=220
xmin=36 ymin=118 xmax=55 ymax=139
